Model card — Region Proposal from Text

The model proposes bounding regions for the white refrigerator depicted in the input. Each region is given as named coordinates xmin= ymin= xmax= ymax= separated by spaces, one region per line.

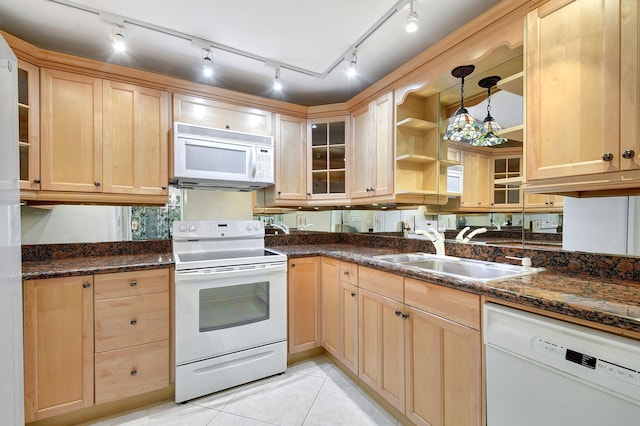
xmin=0 ymin=34 xmax=23 ymax=425
xmin=563 ymin=196 xmax=640 ymax=256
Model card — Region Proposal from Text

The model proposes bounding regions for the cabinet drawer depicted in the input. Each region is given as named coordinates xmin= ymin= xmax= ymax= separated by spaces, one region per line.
xmin=339 ymin=262 xmax=358 ymax=285
xmin=358 ymin=266 xmax=403 ymax=302
xmin=95 ymin=292 xmax=169 ymax=352
xmin=94 ymin=269 xmax=169 ymax=300
xmin=95 ymin=340 xmax=169 ymax=405
xmin=404 ymin=278 xmax=480 ymax=330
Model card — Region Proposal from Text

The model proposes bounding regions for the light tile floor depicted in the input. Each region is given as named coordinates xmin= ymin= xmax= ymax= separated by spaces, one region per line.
xmin=88 ymin=356 xmax=400 ymax=426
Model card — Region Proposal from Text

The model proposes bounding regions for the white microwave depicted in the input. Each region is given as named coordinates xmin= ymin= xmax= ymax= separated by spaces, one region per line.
xmin=172 ymin=122 xmax=274 ymax=191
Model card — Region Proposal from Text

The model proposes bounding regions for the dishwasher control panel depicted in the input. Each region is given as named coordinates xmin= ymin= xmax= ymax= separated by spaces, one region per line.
xmin=534 ymin=337 xmax=639 ymax=387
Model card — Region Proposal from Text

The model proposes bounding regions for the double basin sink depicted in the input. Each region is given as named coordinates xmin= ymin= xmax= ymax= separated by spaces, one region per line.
xmin=371 ymin=253 xmax=543 ymax=283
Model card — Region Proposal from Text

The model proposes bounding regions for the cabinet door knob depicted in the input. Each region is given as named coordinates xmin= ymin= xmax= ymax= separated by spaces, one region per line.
xmin=402 ymin=313 xmax=409 ymax=320
xmin=277 ymin=191 xmax=282 ymax=195
xmin=306 ymin=192 xmax=311 ymax=196
xmin=130 ymin=319 xmax=137 ymax=326
xmin=33 ymin=178 xmax=40 ymax=184
xmin=395 ymin=309 xmax=402 ymax=317
xmin=343 ymin=271 xmax=349 ymax=275
xmin=350 ymin=292 xmax=356 ymax=297
xmin=291 ymin=264 xmax=295 ymax=268
xmin=225 ymin=124 xmax=230 ymax=129
xmin=161 ymin=185 xmax=167 ymax=190
xmin=130 ymin=280 xmax=137 ymax=287
xmin=622 ymin=149 xmax=636 ymax=159
xmin=130 ymin=369 xmax=138 ymax=376
xmin=82 ymin=282 xmax=91 ymax=288
xmin=94 ymin=181 xmax=101 ymax=187
xmin=602 ymin=152 xmax=614 ymax=161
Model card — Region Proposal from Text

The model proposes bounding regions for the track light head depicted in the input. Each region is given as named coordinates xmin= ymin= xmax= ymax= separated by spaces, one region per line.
xmin=347 ymin=49 xmax=358 ymax=78
xmin=406 ymin=0 xmax=419 ymax=33
xmin=202 ymin=49 xmax=214 ymax=78
xmin=112 ymin=24 xmax=127 ymax=52
xmin=273 ymin=67 xmax=283 ymax=91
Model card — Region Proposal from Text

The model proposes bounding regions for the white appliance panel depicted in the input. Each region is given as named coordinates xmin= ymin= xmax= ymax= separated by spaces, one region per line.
xmin=0 ymin=34 xmax=23 ymax=426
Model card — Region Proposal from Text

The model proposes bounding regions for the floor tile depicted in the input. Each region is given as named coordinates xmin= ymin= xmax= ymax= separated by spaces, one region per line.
xmin=303 ymin=373 xmax=398 ymax=426
xmin=89 ymin=401 xmax=218 ymax=425
xmin=221 ymin=371 xmax=324 ymax=426
xmin=208 ymin=411 xmax=279 ymax=425
xmin=285 ymin=355 xmax=334 ymax=378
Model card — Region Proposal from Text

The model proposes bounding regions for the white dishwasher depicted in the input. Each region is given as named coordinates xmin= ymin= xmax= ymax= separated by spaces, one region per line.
xmin=484 ymin=303 xmax=640 ymax=426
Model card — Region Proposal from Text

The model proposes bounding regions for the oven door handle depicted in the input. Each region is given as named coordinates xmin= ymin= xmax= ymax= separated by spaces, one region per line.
xmin=175 ymin=262 xmax=287 ymax=281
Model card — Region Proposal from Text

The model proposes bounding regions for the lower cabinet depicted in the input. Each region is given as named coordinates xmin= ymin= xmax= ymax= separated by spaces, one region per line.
xmin=288 ymin=257 xmax=321 ymax=353
xmin=320 ymin=258 xmax=359 ymax=374
xmin=23 ymin=268 xmax=171 ymax=422
xmin=23 ymin=275 xmax=95 ymax=422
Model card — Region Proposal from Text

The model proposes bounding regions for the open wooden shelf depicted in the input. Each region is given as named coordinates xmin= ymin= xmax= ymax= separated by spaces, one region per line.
xmin=396 ymin=154 xmax=438 ymax=163
xmin=497 ymin=71 xmax=523 ymax=96
xmin=396 ymin=117 xmax=438 ymax=131
xmin=499 ymin=124 xmax=524 ymax=142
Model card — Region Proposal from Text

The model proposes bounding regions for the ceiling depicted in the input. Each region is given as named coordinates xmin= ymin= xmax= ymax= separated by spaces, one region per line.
xmin=0 ymin=0 xmax=501 ymax=106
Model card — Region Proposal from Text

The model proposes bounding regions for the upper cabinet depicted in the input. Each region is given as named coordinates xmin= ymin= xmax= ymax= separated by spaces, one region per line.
xmin=307 ymin=117 xmax=350 ymax=200
xmin=18 ymin=60 xmax=40 ymax=193
xmin=173 ymin=94 xmax=272 ymax=136
xmin=40 ymin=69 xmax=170 ymax=203
xmin=525 ymin=0 xmax=640 ymax=194
xmin=351 ymin=92 xmax=394 ymax=199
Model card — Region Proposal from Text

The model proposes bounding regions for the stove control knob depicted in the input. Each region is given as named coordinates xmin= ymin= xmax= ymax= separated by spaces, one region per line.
xmin=178 ymin=224 xmax=187 ymax=232
xmin=246 ymin=223 xmax=252 ymax=231
xmin=189 ymin=224 xmax=198 ymax=232
xmin=253 ymin=222 xmax=260 ymax=230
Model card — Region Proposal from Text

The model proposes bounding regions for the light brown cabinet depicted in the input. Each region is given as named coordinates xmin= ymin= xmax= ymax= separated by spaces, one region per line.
xmin=525 ymin=0 xmax=640 ymax=194
xmin=459 ymin=149 xmax=491 ymax=210
xmin=23 ymin=276 xmax=95 ymax=422
xmin=40 ymin=68 xmax=170 ymax=203
xmin=351 ymin=92 xmax=394 ymax=199
xmin=307 ymin=117 xmax=350 ymax=199
xmin=263 ymin=114 xmax=307 ymax=204
xmin=358 ymin=266 xmax=406 ymax=412
xmin=173 ymin=93 xmax=273 ymax=136
xmin=320 ymin=258 xmax=359 ymax=374
xmin=93 ymin=269 xmax=170 ymax=405
xmin=23 ymin=268 xmax=171 ymax=422
xmin=102 ymin=81 xmax=169 ymax=196
xmin=288 ymin=257 xmax=322 ymax=353
xmin=18 ymin=60 xmax=40 ymax=193
xmin=404 ymin=278 xmax=482 ymax=426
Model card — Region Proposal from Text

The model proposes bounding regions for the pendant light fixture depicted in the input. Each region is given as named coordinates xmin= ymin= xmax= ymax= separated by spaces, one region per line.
xmin=443 ymin=65 xmax=481 ymax=143
xmin=273 ymin=67 xmax=283 ymax=91
xmin=474 ymin=75 xmax=508 ymax=147
xmin=202 ymin=48 xmax=214 ymax=78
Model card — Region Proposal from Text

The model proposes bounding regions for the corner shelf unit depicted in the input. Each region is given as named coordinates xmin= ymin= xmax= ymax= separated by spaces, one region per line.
xmin=395 ymin=92 xmax=451 ymax=200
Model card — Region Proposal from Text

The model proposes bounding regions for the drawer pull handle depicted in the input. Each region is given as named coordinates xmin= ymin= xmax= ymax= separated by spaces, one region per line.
xmin=130 ymin=369 xmax=138 ymax=376
xmin=130 ymin=319 xmax=137 ymax=326
xmin=130 ymin=280 xmax=137 ymax=287
xmin=82 ymin=282 xmax=91 ymax=289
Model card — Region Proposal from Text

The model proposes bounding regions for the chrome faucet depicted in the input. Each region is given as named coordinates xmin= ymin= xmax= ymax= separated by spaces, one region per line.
xmin=492 ymin=221 xmax=501 ymax=231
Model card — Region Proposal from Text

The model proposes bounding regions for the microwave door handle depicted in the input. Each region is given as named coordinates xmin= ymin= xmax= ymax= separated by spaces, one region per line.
xmin=250 ymin=146 xmax=257 ymax=178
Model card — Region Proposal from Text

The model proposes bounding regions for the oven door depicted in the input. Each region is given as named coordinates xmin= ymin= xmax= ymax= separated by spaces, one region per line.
xmin=175 ymin=262 xmax=287 ymax=365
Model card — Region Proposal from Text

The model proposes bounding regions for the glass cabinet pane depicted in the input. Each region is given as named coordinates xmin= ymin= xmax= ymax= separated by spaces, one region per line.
xmin=18 ymin=68 xmax=28 ymax=105
xmin=328 ymin=121 xmax=345 ymax=145
xmin=329 ymin=171 xmax=345 ymax=193
xmin=19 ymin=145 xmax=29 ymax=181
xmin=312 ymin=171 xmax=328 ymax=194
xmin=312 ymin=147 xmax=328 ymax=170
xmin=311 ymin=123 xmax=327 ymax=146
xmin=329 ymin=146 xmax=345 ymax=170
xmin=19 ymin=106 xmax=29 ymax=143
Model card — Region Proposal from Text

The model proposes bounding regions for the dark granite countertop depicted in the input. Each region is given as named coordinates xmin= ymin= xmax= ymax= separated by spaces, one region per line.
xmin=270 ymin=243 xmax=640 ymax=335
xmin=22 ymin=253 xmax=174 ymax=280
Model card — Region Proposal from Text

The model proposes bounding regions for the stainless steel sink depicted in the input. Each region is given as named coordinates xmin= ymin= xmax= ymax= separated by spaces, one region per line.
xmin=372 ymin=253 xmax=543 ymax=283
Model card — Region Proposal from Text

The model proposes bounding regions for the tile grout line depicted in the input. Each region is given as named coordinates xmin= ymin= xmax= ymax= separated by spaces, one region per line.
xmin=297 ymin=368 xmax=331 ymax=425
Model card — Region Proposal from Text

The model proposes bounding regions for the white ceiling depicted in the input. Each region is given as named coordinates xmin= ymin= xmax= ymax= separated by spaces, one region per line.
xmin=0 ymin=0 xmax=501 ymax=106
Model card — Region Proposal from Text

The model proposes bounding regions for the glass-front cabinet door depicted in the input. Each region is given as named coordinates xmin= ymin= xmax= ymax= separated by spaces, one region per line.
xmin=492 ymin=156 xmax=522 ymax=207
xmin=308 ymin=117 xmax=349 ymax=199
xmin=18 ymin=60 xmax=40 ymax=192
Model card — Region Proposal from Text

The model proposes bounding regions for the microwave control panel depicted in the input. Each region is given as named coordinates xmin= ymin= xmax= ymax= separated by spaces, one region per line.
xmin=255 ymin=148 xmax=273 ymax=181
